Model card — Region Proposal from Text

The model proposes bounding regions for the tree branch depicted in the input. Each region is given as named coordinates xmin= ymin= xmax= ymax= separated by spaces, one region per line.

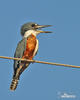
xmin=0 ymin=56 xmax=80 ymax=68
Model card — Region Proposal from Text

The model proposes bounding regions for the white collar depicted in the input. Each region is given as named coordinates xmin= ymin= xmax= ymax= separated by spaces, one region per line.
xmin=23 ymin=30 xmax=37 ymax=38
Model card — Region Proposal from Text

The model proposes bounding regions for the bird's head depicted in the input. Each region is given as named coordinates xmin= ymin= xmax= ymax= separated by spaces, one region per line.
xmin=21 ymin=22 xmax=52 ymax=37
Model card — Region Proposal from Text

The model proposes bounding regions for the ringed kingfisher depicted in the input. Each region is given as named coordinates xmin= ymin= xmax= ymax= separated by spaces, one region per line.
xmin=10 ymin=22 xmax=52 ymax=91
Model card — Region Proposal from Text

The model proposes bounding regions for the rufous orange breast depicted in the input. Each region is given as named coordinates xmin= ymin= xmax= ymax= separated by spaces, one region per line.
xmin=22 ymin=34 xmax=37 ymax=60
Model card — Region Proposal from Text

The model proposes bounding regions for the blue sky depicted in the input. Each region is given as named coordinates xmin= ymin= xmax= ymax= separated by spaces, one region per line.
xmin=0 ymin=0 xmax=80 ymax=99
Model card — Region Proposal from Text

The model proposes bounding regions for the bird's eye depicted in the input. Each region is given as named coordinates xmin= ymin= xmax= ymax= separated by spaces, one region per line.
xmin=31 ymin=24 xmax=35 ymax=27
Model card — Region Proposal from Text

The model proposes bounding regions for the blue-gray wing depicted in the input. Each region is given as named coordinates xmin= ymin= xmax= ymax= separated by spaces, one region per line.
xmin=14 ymin=38 xmax=27 ymax=71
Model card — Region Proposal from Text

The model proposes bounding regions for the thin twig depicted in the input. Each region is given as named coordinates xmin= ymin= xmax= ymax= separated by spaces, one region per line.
xmin=0 ymin=56 xmax=80 ymax=68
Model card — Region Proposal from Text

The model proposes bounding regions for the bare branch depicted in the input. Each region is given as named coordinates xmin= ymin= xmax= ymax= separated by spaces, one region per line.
xmin=0 ymin=56 xmax=80 ymax=68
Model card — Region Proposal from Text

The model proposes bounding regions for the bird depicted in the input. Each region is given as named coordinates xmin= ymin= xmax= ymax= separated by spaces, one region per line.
xmin=10 ymin=22 xmax=52 ymax=91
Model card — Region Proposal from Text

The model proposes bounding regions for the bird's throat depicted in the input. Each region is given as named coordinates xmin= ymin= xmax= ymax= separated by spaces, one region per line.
xmin=23 ymin=30 xmax=37 ymax=38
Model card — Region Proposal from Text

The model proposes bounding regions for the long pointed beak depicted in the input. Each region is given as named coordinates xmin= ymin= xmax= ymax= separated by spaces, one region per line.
xmin=35 ymin=25 xmax=52 ymax=28
xmin=36 ymin=30 xmax=52 ymax=33
xmin=35 ymin=24 xmax=52 ymax=33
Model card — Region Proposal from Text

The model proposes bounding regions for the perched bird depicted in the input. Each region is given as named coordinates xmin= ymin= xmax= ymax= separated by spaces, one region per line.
xmin=10 ymin=22 xmax=52 ymax=91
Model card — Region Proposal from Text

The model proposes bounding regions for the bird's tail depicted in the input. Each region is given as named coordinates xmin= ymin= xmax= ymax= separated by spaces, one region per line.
xmin=10 ymin=77 xmax=19 ymax=91
xmin=10 ymin=64 xmax=23 ymax=91
xmin=10 ymin=63 xmax=30 ymax=91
